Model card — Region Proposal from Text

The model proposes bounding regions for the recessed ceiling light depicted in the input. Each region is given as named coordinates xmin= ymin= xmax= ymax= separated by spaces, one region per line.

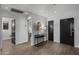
xmin=23 ymin=12 xmax=28 ymax=15
xmin=54 ymin=11 xmax=56 ymax=13
xmin=4 ymin=7 xmax=9 ymax=10
xmin=27 ymin=16 xmax=32 ymax=19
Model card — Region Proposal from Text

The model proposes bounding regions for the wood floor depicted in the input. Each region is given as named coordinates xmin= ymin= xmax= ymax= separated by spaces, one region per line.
xmin=1 ymin=40 xmax=79 ymax=55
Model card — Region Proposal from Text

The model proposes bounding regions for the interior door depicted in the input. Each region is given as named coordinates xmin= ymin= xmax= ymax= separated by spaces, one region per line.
xmin=60 ymin=18 xmax=74 ymax=46
xmin=48 ymin=21 xmax=53 ymax=41
xmin=11 ymin=19 xmax=16 ymax=45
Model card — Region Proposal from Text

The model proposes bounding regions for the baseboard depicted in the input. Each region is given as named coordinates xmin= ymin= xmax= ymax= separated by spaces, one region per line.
xmin=16 ymin=42 xmax=27 ymax=46
xmin=31 ymin=42 xmax=34 ymax=46
xmin=2 ymin=38 xmax=11 ymax=40
xmin=54 ymin=40 xmax=60 ymax=43
xmin=75 ymin=45 xmax=79 ymax=48
xmin=16 ymin=41 xmax=28 ymax=45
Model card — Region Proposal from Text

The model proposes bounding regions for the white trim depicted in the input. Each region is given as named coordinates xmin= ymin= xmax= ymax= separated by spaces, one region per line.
xmin=54 ymin=40 xmax=60 ymax=43
xmin=75 ymin=45 xmax=79 ymax=48
xmin=16 ymin=40 xmax=28 ymax=45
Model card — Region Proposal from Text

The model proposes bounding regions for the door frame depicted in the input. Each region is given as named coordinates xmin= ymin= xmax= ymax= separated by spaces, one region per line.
xmin=11 ymin=18 xmax=16 ymax=45
xmin=48 ymin=20 xmax=54 ymax=41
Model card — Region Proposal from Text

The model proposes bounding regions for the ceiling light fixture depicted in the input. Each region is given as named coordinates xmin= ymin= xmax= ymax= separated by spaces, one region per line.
xmin=23 ymin=12 xmax=28 ymax=15
xmin=54 ymin=10 xmax=56 ymax=14
xmin=4 ymin=7 xmax=9 ymax=10
xmin=27 ymin=16 xmax=32 ymax=20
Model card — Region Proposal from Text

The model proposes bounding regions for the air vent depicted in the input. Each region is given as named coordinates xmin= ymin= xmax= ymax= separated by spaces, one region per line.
xmin=11 ymin=8 xmax=24 ymax=14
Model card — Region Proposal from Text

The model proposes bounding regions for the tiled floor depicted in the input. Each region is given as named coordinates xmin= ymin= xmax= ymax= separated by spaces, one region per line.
xmin=1 ymin=40 xmax=79 ymax=55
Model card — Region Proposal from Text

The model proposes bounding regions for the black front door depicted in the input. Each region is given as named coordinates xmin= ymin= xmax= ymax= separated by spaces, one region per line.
xmin=48 ymin=21 xmax=53 ymax=41
xmin=60 ymin=18 xmax=74 ymax=46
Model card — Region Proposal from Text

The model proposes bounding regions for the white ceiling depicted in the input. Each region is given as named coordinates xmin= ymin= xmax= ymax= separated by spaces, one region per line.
xmin=1 ymin=4 xmax=79 ymax=18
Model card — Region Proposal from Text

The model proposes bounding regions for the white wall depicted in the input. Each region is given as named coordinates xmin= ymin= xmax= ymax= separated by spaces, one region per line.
xmin=0 ymin=8 xmax=28 ymax=46
xmin=15 ymin=16 xmax=28 ymax=45
xmin=0 ymin=17 xmax=2 ymax=49
xmin=2 ymin=17 xmax=12 ymax=40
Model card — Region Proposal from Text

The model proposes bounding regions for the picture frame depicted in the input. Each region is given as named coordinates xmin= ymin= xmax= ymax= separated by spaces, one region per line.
xmin=3 ymin=22 xmax=9 ymax=30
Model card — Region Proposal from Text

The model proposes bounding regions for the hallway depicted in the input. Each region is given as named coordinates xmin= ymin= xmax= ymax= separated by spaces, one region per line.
xmin=0 ymin=4 xmax=79 ymax=55
xmin=1 ymin=40 xmax=79 ymax=55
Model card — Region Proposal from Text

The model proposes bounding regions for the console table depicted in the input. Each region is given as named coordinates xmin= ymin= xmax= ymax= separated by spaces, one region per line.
xmin=34 ymin=34 xmax=45 ymax=47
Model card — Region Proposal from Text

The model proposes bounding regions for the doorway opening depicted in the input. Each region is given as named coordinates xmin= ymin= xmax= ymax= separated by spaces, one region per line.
xmin=26 ymin=19 xmax=32 ymax=46
xmin=60 ymin=18 xmax=74 ymax=46
xmin=48 ymin=20 xmax=54 ymax=41
xmin=2 ymin=17 xmax=16 ymax=54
